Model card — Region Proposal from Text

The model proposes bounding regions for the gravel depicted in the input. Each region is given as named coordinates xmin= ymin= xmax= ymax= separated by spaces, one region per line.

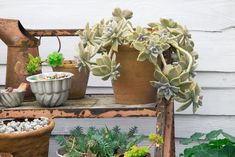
xmin=0 ymin=117 xmax=49 ymax=134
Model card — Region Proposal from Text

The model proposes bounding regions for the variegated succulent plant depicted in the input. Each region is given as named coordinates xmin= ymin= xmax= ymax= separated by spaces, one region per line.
xmin=75 ymin=8 xmax=202 ymax=113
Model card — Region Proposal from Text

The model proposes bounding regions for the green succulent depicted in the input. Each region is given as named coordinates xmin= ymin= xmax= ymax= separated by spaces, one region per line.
xmin=91 ymin=53 xmax=120 ymax=81
xmin=124 ymin=146 xmax=148 ymax=157
xmin=76 ymin=42 xmax=99 ymax=72
xmin=26 ymin=54 xmax=41 ymax=75
xmin=112 ymin=8 xmax=133 ymax=21
xmin=47 ymin=52 xmax=64 ymax=68
xmin=78 ymin=8 xmax=202 ymax=113
xmin=101 ymin=19 xmax=130 ymax=52
xmin=77 ymin=23 xmax=101 ymax=47
xmin=56 ymin=126 xmax=145 ymax=157
xmin=124 ymin=133 xmax=163 ymax=157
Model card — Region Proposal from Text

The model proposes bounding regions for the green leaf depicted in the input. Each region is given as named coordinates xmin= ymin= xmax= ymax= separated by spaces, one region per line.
xmin=206 ymin=130 xmax=223 ymax=140
xmin=179 ymin=81 xmax=193 ymax=91
xmin=190 ymin=132 xmax=205 ymax=141
xmin=180 ymin=71 xmax=190 ymax=82
xmin=170 ymin=77 xmax=180 ymax=86
xmin=222 ymin=132 xmax=235 ymax=143
xmin=180 ymin=138 xmax=193 ymax=145
xmin=154 ymin=70 xmax=169 ymax=83
xmin=176 ymin=99 xmax=192 ymax=112
xmin=167 ymin=64 xmax=182 ymax=81
xmin=133 ymin=42 xmax=145 ymax=51
xmin=137 ymin=52 xmax=148 ymax=61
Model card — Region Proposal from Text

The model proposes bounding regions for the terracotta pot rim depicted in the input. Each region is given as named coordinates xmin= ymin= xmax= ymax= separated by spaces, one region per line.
xmin=0 ymin=118 xmax=55 ymax=139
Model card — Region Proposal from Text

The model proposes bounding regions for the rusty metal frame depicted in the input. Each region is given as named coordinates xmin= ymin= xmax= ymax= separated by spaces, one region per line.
xmin=0 ymin=26 xmax=176 ymax=157
xmin=0 ymin=95 xmax=175 ymax=157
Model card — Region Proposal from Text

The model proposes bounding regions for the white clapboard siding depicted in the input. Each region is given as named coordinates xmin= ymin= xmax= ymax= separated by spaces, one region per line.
xmin=1 ymin=31 xmax=235 ymax=72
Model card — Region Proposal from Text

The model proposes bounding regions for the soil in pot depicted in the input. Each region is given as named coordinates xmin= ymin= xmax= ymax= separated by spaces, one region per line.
xmin=0 ymin=118 xmax=55 ymax=157
xmin=53 ymin=60 xmax=89 ymax=99
xmin=112 ymin=45 xmax=157 ymax=104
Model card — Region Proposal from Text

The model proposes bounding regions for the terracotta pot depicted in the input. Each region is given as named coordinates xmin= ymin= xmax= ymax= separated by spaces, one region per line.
xmin=0 ymin=18 xmax=40 ymax=100
xmin=53 ymin=60 xmax=89 ymax=99
xmin=0 ymin=118 xmax=55 ymax=157
xmin=112 ymin=45 xmax=156 ymax=104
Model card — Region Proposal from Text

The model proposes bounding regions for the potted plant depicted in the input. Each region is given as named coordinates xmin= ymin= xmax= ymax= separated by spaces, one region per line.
xmin=0 ymin=117 xmax=55 ymax=157
xmin=26 ymin=35 xmax=90 ymax=100
xmin=56 ymin=126 xmax=162 ymax=157
xmin=179 ymin=129 xmax=235 ymax=157
xmin=48 ymin=50 xmax=90 ymax=99
xmin=123 ymin=133 xmax=163 ymax=157
xmin=76 ymin=8 xmax=202 ymax=112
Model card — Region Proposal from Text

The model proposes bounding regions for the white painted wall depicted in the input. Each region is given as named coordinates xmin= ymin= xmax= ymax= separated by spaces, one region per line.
xmin=1 ymin=0 xmax=235 ymax=156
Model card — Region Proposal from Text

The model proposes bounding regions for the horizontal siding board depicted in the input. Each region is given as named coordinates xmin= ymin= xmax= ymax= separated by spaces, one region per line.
xmin=1 ymin=31 xmax=235 ymax=72
xmin=0 ymin=0 xmax=234 ymax=30
xmin=1 ymin=65 xmax=235 ymax=88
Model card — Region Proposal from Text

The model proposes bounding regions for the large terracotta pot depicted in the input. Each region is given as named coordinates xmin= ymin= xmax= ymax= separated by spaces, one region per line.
xmin=0 ymin=118 xmax=55 ymax=157
xmin=112 ymin=45 xmax=156 ymax=104
xmin=53 ymin=60 xmax=89 ymax=99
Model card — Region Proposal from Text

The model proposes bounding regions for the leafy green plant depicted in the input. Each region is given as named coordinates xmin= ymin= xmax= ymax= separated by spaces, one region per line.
xmin=56 ymin=126 xmax=145 ymax=157
xmin=76 ymin=8 xmax=202 ymax=113
xmin=124 ymin=133 xmax=163 ymax=157
xmin=26 ymin=51 xmax=64 ymax=74
xmin=47 ymin=51 xmax=64 ymax=67
xmin=26 ymin=54 xmax=42 ymax=75
xmin=180 ymin=130 xmax=235 ymax=157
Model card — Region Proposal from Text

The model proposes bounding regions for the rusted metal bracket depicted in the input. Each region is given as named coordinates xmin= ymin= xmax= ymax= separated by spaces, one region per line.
xmin=156 ymin=100 xmax=175 ymax=157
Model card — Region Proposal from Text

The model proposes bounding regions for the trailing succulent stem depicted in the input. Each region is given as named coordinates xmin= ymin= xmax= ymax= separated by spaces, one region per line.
xmin=76 ymin=8 xmax=202 ymax=113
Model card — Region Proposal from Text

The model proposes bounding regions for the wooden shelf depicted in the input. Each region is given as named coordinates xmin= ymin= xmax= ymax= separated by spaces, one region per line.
xmin=0 ymin=95 xmax=157 ymax=118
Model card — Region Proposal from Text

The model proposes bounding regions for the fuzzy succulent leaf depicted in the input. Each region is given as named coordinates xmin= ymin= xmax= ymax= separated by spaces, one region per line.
xmin=91 ymin=53 xmax=120 ymax=81
xmin=112 ymin=8 xmax=133 ymax=21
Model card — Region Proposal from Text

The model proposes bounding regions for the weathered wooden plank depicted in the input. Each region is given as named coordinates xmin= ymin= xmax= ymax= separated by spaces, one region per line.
xmin=0 ymin=95 xmax=157 ymax=118
xmin=1 ymin=86 xmax=235 ymax=115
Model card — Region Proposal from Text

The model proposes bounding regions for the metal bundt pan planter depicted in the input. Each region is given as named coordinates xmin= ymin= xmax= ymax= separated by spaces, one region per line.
xmin=0 ymin=118 xmax=55 ymax=157
xmin=0 ymin=89 xmax=25 ymax=108
xmin=26 ymin=72 xmax=73 ymax=107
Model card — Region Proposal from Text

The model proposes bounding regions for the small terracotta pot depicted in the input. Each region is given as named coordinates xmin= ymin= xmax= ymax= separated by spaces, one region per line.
xmin=112 ymin=45 xmax=156 ymax=104
xmin=53 ymin=60 xmax=89 ymax=99
xmin=0 ymin=118 xmax=55 ymax=157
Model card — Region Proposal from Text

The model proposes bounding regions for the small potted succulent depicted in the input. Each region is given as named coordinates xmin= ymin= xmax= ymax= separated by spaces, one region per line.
xmin=0 ymin=117 xmax=55 ymax=157
xmin=26 ymin=54 xmax=73 ymax=107
xmin=48 ymin=51 xmax=90 ymax=99
xmin=77 ymin=8 xmax=202 ymax=112
xmin=56 ymin=126 xmax=161 ymax=157
xmin=123 ymin=133 xmax=163 ymax=157
xmin=26 ymin=37 xmax=90 ymax=100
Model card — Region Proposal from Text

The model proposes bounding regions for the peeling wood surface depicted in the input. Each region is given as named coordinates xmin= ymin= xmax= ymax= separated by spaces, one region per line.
xmin=0 ymin=95 xmax=157 ymax=118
